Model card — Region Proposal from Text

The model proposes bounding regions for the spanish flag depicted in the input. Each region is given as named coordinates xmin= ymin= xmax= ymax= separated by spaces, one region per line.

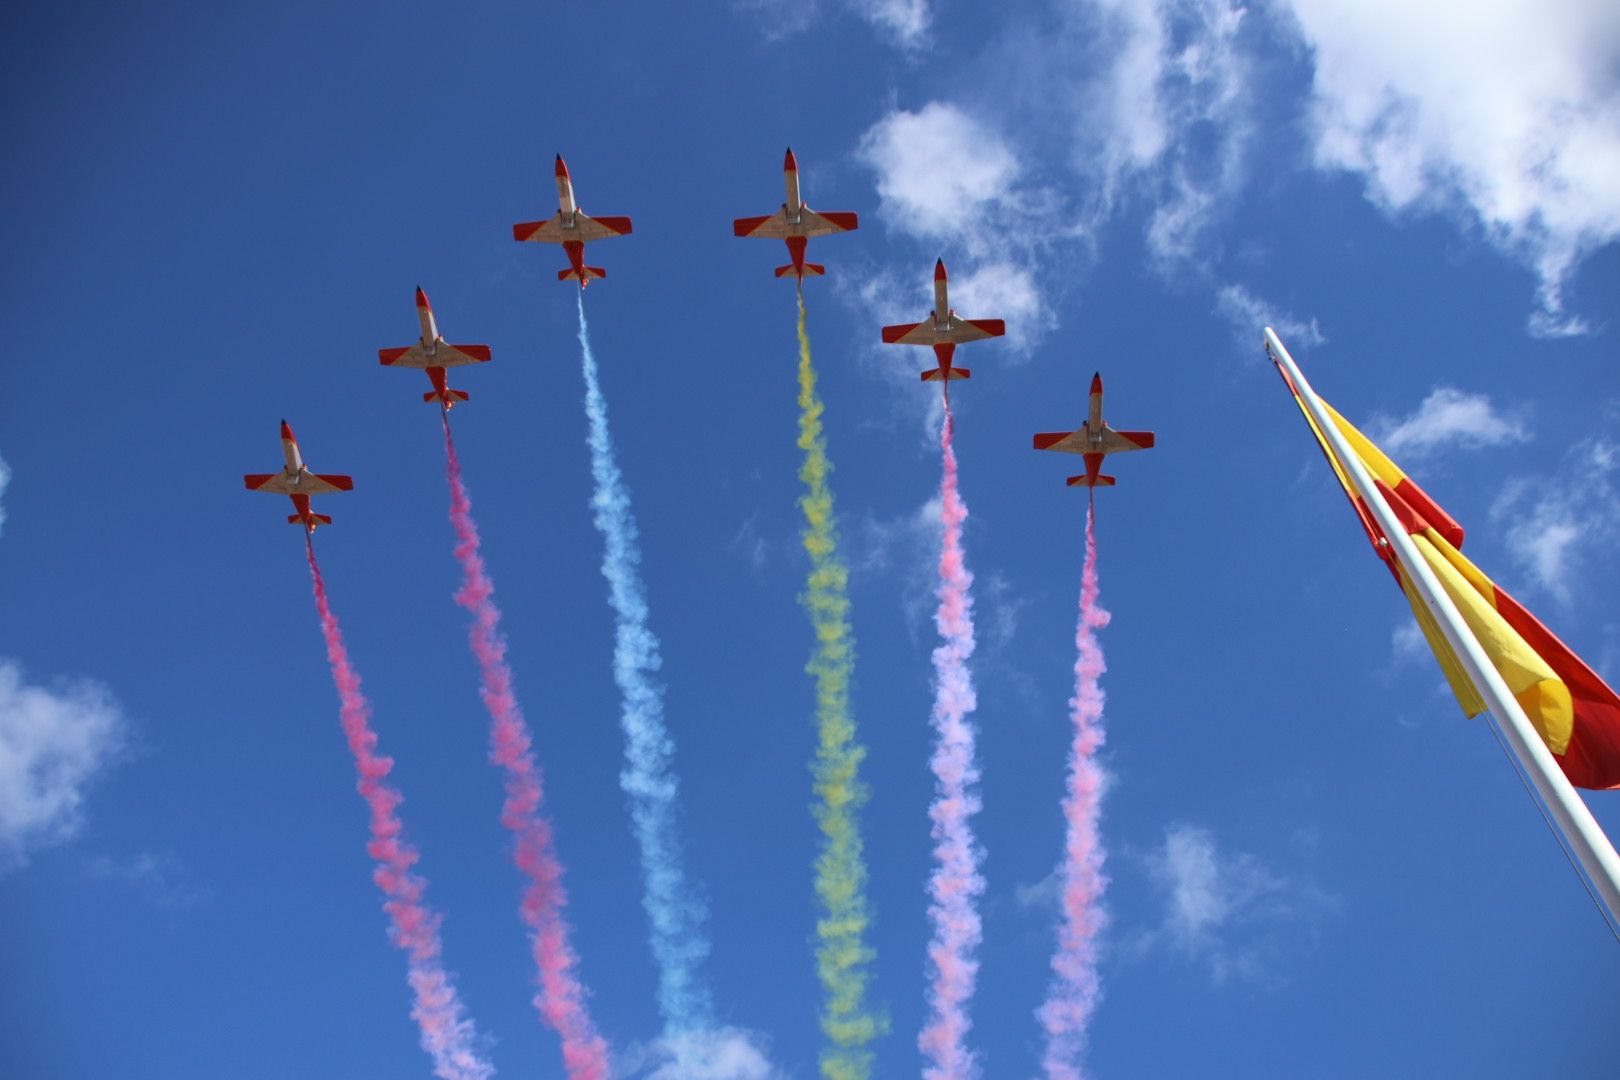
xmin=1280 ymin=365 xmax=1620 ymax=790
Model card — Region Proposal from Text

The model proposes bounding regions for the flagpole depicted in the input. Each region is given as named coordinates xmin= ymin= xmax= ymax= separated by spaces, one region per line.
xmin=1265 ymin=327 xmax=1620 ymax=926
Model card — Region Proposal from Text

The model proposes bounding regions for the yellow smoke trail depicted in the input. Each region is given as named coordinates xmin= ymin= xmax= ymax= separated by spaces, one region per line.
xmin=796 ymin=287 xmax=883 ymax=1080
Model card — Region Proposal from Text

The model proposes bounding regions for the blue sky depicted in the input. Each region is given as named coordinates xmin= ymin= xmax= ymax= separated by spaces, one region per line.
xmin=3 ymin=1 xmax=1618 ymax=1077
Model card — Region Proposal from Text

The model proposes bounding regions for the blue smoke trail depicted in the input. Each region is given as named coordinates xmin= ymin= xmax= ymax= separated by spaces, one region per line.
xmin=575 ymin=292 xmax=714 ymax=1035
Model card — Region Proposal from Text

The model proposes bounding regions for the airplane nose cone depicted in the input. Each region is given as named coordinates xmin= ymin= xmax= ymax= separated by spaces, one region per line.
xmin=280 ymin=419 xmax=294 ymax=439
xmin=415 ymin=285 xmax=429 ymax=308
xmin=1091 ymin=372 xmax=1103 ymax=394
xmin=554 ymin=154 xmax=569 ymax=178
xmin=934 ymin=258 xmax=947 ymax=280
xmin=784 ymin=147 xmax=798 ymax=171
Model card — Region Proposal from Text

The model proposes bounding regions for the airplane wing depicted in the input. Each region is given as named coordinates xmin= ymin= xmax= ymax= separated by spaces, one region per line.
xmin=1032 ymin=428 xmax=1156 ymax=454
xmin=513 ymin=212 xmax=632 ymax=244
xmin=1033 ymin=430 xmax=1088 ymax=453
xmin=1100 ymin=429 xmax=1155 ymax=452
xmin=378 ymin=343 xmax=493 ymax=369
xmin=881 ymin=321 xmax=929 ymax=344
xmin=734 ymin=209 xmax=859 ymax=240
xmin=513 ymin=214 xmax=565 ymax=243
xmin=947 ymin=317 xmax=1005 ymax=344
xmin=243 ymin=472 xmax=354 ymax=495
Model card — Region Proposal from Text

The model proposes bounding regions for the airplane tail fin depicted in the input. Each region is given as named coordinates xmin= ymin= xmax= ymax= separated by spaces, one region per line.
xmin=1067 ymin=474 xmax=1116 ymax=488
xmin=921 ymin=366 xmax=972 ymax=382
xmin=559 ymin=266 xmax=607 ymax=284
xmin=425 ymin=389 xmax=471 ymax=406
xmin=777 ymin=263 xmax=826 ymax=278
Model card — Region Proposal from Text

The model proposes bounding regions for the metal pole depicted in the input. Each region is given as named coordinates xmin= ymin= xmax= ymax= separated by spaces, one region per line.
xmin=1265 ymin=326 xmax=1620 ymax=925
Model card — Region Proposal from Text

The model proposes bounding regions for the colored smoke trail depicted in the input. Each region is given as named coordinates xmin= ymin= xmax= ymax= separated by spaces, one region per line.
xmin=1036 ymin=506 xmax=1111 ymax=1080
xmin=441 ymin=417 xmax=611 ymax=1080
xmin=919 ymin=398 xmax=986 ymax=1080
xmin=304 ymin=537 xmax=493 ymax=1080
xmin=796 ymin=287 xmax=882 ymax=1080
xmin=574 ymin=292 xmax=715 ymax=1036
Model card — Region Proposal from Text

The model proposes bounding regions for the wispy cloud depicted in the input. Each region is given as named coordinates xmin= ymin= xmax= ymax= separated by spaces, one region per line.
xmin=1491 ymin=439 xmax=1620 ymax=605
xmin=1277 ymin=0 xmax=1620 ymax=335
xmin=617 ymin=1026 xmax=780 ymax=1080
xmin=0 ymin=450 xmax=10 ymax=538
xmin=732 ymin=0 xmax=930 ymax=46
xmin=85 ymin=851 xmax=210 ymax=911
xmin=1135 ymin=823 xmax=1337 ymax=985
xmin=855 ymin=102 xmax=1065 ymax=355
xmin=1213 ymin=284 xmax=1325 ymax=355
xmin=1368 ymin=387 xmax=1518 ymax=459
xmin=0 ymin=660 xmax=128 ymax=873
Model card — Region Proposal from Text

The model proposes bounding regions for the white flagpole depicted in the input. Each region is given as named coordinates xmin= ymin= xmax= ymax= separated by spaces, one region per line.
xmin=1265 ymin=327 xmax=1620 ymax=926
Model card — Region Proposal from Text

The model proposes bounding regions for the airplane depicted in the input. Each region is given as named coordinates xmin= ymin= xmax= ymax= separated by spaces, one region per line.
xmin=243 ymin=421 xmax=354 ymax=530
xmin=732 ymin=148 xmax=859 ymax=279
xmin=377 ymin=286 xmax=492 ymax=409
xmin=1032 ymin=373 xmax=1155 ymax=488
xmin=880 ymin=259 xmax=1005 ymax=381
xmin=511 ymin=154 xmax=633 ymax=287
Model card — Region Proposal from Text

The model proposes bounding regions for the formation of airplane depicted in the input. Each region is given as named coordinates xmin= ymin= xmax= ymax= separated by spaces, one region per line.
xmin=512 ymin=155 xmax=633 ymax=287
xmin=733 ymin=148 xmax=859 ymax=280
xmin=1032 ymin=373 xmax=1155 ymax=488
xmin=881 ymin=260 xmax=1005 ymax=381
xmin=377 ymin=287 xmax=492 ymax=409
xmin=243 ymin=421 xmax=353 ymax=530
xmin=253 ymin=153 xmax=1152 ymax=531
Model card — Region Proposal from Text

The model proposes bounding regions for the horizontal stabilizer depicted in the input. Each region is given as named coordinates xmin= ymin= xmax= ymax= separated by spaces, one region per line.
xmin=1067 ymin=474 xmax=1116 ymax=487
xmin=425 ymin=389 xmax=472 ymax=404
xmin=289 ymin=513 xmax=332 ymax=526
xmin=776 ymin=263 xmax=825 ymax=277
xmin=921 ymin=366 xmax=971 ymax=381
xmin=559 ymin=266 xmax=607 ymax=282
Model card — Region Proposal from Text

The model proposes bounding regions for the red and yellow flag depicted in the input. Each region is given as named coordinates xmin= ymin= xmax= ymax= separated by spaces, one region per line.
xmin=1281 ymin=367 xmax=1620 ymax=790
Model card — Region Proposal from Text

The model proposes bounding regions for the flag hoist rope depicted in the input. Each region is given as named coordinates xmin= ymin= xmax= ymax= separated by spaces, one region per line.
xmin=1265 ymin=327 xmax=1620 ymax=931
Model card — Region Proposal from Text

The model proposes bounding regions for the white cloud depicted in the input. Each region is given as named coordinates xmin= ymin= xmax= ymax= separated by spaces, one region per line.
xmin=85 ymin=851 xmax=209 ymax=911
xmin=1057 ymin=0 xmax=1253 ymax=267
xmin=856 ymin=103 xmax=1064 ymax=356
xmin=1213 ymin=284 xmax=1325 ymax=355
xmin=0 ymin=660 xmax=128 ymax=872
xmin=1368 ymin=387 xmax=1518 ymax=459
xmin=859 ymin=103 xmax=1023 ymax=250
xmin=0 ymin=451 xmax=9 ymax=538
xmin=732 ymin=0 xmax=930 ymax=46
xmin=1492 ymin=439 xmax=1620 ymax=604
xmin=618 ymin=1027 xmax=780 ymax=1080
xmin=1279 ymin=0 xmax=1620 ymax=335
xmin=1390 ymin=620 xmax=1428 ymax=667
xmin=849 ymin=0 xmax=930 ymax=45
xmin=1138 ymin=823 xmax=1336 ymax=984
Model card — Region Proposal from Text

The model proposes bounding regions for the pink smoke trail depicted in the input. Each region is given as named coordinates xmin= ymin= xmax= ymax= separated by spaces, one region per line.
xmin=1037 ymin=504 xmax=1110 ymax=1080
xmin=919 ymin=396 xmax=986 ymax=1080
xmin=440 ymin=417 xmax=611 ymax=1080
xmin=304 ymin=536 xmax=493 ymax=1080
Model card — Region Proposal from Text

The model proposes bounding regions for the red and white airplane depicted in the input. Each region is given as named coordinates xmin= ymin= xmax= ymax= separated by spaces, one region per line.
xmin=511 ymin=155 xmax=633 ymax=287
xmin=1032 ymin=373 xmax=1155 ymax=488
xmin=377 ymin=287 xmax=491 ymax=409
xmin=733 ymin=148 xmax=859 ymax=280
xmin=881 ymin=259 xmax=1005 ymax=381
xmin=243 ymin=421 xmax=354 ymax=530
